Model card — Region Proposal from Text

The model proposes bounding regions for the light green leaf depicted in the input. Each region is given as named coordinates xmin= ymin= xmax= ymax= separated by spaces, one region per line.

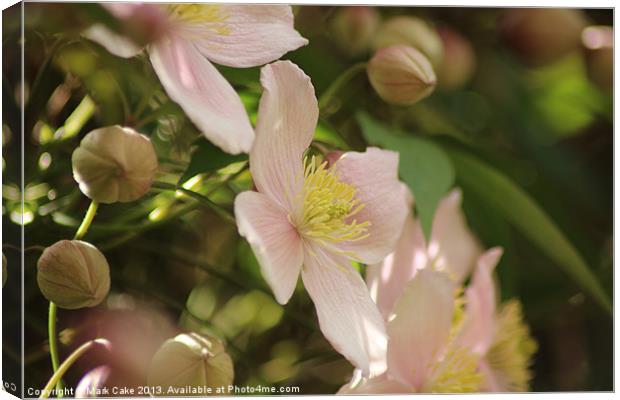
xmin=356 ymin=113 xmax=454 ymax=238
xmin=446 ymin=146 xmax=611 ymax=314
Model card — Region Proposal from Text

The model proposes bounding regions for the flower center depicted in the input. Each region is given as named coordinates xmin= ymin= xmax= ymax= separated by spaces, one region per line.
xmin=485 ymin=300 xmax=537 ymax=391
xmin=165 ymin=5 xmax=229 ymax=35
xmin=292 ymin=155 xmax=370 ymax=246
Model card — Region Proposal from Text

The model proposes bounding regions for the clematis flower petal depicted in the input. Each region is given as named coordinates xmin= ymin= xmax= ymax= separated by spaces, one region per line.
xmin=387 ymin=268 xmax=454 ymax=389
xmin=234 ymin=191 xmax=303 ymax=305
xmin=149 ymin=36 xmax=254 ymax=154
xmin=366 ymin=191 xmax=427 ymax=318
xmin=301 ymin=244 xmax=387 ymax=377
xmin=84 ymin=24 xmax=143 ymax=58
xmin=429 ymin=188 xmax=483 ymax=282
xmin=330 ymin=148 xmax=409 ymax=264
xmin=339 ymin=374 xmax=410 ymax=394
xmin=250 ymin=61 xmax=319 ymax=210
xmin=458 ymin=247 xmax=502 ymax=355
xmin=186 ymin=5 xmax=308 ymax=68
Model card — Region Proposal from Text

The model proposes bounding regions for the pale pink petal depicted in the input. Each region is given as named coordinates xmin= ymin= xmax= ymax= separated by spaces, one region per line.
xmin=339 ymin=374 xmax=410 ymax=394
xmin=176 ymin=5 xmax=307 ymax=68
xmin=149 ymin=36 xmax=254 ymax=154
xmin=387 ymin=268 xmax=454 ymax=389
xmin=428 ymin=188 xmax=483 ymax=282
xmin=84 ymin=24 xmax=143 ymax=58
xmin=301 ymin=244 xmax=387 ymax=377
xmin=330 ymin=148 xmax=409 ymax=264
xmin=458 ymin=247 xmax=503 ymax=355
xmin=234 ymin=191 xmax=303 ymax=304
xmin=366 ymin=212 xmax=427 ymax=319
xmin=102 ymin=3 xmax=146 ymax=19
xmin=250 ymin=61 xmax=318 ymax=210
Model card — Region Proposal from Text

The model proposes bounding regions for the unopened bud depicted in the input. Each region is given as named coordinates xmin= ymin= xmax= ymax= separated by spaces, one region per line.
xmin=148 ymin=333 xmax=234 ymax=392
xmin=37 ymin=240 xmax=111 ymax=309
xmin=372 ymin=16 xmax=443 ymax=67
xmin=367 ymin=45 xmax=436 ymax=106
xmin=72 ymin=126 xmax=158 ymax=204
xmin=437 ymin=26 xmax=476 ymax=89
xmin=582 ymin=25 xmax=613 ymax=91
xmin=330 ymin=6 xmax=380 ymax=56
xmin=501 ymin=8 xmax=587 ymax=65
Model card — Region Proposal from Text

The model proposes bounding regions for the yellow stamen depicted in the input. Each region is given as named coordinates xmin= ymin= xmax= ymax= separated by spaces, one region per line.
xmin=166 ymin=5 xmax=230 ymax=36
xmin=485 ymin=300 xmax=537 ymax=392
xmin=292 ymin=155 xmax=370 ymax=247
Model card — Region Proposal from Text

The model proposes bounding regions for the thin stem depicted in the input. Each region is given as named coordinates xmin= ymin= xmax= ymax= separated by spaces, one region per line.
xmin=39 ymin=339 xmax=111 ymax=399
xmin=318 ymin=62 xmax=367 ymax=113
xmin=151 ymin=181 xmax=236 ymax=224
xmin=74 ymin=200 xmax=98 ymax=240
xmin=47 ymin=303 xmax=63 ymax=394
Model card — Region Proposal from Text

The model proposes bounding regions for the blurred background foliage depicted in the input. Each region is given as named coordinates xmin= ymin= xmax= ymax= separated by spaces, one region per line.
xmin=2 ymin=3 xmax=613 ymax=394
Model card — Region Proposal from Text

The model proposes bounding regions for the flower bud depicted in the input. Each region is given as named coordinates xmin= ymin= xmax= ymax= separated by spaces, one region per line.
xmin=501 ymin=8 xmax=587 ymax=65
xmin=582 ymin=26 xmax=613 ymax=91
xmin=367 ymin=45 xmax=436 ymax=106
xmin=437 ymin=26 xmax=476 ymax=89
xmin=72 ymin=126 xmax=158 ymax=204
xmin=37 ymin=240 xmax=111 ymax=309
xmin=148 ymin=333 xmax=234 ymax=392
xmin=372 ymin=16 xmax=443 ymax=67
xmin=330 ymin=6 xmax=380 ymax=56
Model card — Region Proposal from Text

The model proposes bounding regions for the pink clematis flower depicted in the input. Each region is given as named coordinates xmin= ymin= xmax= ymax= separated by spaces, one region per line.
xmin=234 ymin=60 xmax=409 ymax=376
xmin=457 ymin=248 xmax=538 ymax=392
xmin=87 ymin=3 xmax=308 ymax=154
xmin=341 ymin=267 xmax=482 ymax=393
xmin=367 ymin=188 xmax=483 ymax=318
xmin=343 ymin=188 xmax=536 ymax=393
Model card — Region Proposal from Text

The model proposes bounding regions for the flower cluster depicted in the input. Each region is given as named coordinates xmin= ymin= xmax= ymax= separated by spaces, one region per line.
xmin=25 ymin=3 xmax=558 ymax=395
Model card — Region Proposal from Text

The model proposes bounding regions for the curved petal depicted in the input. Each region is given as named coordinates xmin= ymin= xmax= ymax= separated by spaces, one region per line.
xmin=174 ymin=5 xmax=307 ymax=68
xmin=366 ymin=212 xmax=427 ymax=319
xmin=428 ymin=188 xmax=483 ymax=282
xmin=301 ymin=244 xmax=387 ymax=377
xmin=84 ymin=24 xmax=143 ymax=58
xmin=330 ymin=148 xmax=409 ymax=264
xmin=234 ymin=191 xmax=303 ymax=304
xmin=339 ymin=374 xmax=410 ymax=394
xmin=387 ymin=268 xmax=454 ymax=389
xmin=459 ymin=248 xmax=502 ymax=355
xmin=149 ymin=36 xmax=254 ymax=154
xmin=250 ymin=61 xmax=318 ymax=210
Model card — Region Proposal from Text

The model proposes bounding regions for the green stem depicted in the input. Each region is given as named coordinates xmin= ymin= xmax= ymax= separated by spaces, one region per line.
xmin=39 ymin=339 xmax=111 ymax=399
xmin=151 ymin=181 xmax=236 ymax=224
xmin=318 ymin=62 xmax=367 ymax=112
xmin=74 ymin=200 xmax=98 ymax=240
xmin=47 ymin=303 xmax=63 ymax=394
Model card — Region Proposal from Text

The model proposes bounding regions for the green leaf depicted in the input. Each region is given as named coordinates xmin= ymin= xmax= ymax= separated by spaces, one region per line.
xmin=179 ymin=138 xmax=247 ymax=184
xmin=446 ymin=146 xmax=611 ymax=314
xmin=356 ymin=113 xmax=454 ymax=238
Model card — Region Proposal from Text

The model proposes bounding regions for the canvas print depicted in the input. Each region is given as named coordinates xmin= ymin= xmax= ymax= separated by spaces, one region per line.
xmin=1 ymin=3 xmax=613 ymax=398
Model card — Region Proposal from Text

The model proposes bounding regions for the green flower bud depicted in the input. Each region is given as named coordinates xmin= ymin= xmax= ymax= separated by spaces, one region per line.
xmin=72 ymin=125 xmax=158 ymax=204
xmin=372 ymin=16 xmax=444 ymax=67
xmin=367 ymin=45 xmax=437 ymax=106
xmin=148 ymin=333 xmax=234 ymax=392
xmin=37 ymin=240 xmax=111 ymax=309
xmin=501 ymin=8 xmax=587 ymax=65
xmin=330 ymin=6 xmax=380 ymax=56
